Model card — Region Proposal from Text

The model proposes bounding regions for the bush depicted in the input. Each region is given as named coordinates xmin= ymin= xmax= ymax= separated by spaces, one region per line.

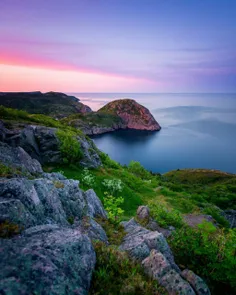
xmin=102 ymin=178 xmax=123 ymax=194
xmin=100 ymin=152 xmax=120 ymax=169
xmin=203 ymin=206 xmax=229 ymax=228
xmin=128 ymin=161 xmax=151 ymax=180
xmin=56 ymin=129 xmax=83 ymax=164
xmin=103 ymin=193 xmax=124 ymax=222
xmin=81 ymin=168 xmax=96 ymax=187
xmin=149 ymin=203 xmax=184 ymax=229
xmin=169 ymin=225 xmax=236 ymax=294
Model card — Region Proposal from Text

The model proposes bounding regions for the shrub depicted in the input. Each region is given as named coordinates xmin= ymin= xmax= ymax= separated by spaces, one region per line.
xmin=203 ymin=206 xmax=229 ymax=228
xmin=128 ymin=161 xmax=151 ymax=179
xmin=81 ymin=168 xmax=96 ymax=187
xmin=103 ymin=193 xmax=124 ymax=222
xmin=100 ymin=152 xmax=120 ymax=169
xmin=149 ymin=203 xmax=184 ymax=229
xmin=102 ymin=178 xmax=123 ymax=194
xmin=169 ymin=225 xmax=236 ymax=294
xmin=56 ymin=129 xmax=83 ymax=164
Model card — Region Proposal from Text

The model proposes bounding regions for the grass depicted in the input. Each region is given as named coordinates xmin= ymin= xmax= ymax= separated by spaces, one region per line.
xmin=0 ymin=163 xmax=22 ymax=177
xmin=61 ymin=112 xmax=123 ymax=128
xmin=0 ymin=105 xmax=85 ymax=137
xmin=89 ymin=218 xmax=166 ymax=295
xmin=49 ymin=160 xmax=234 ymax=225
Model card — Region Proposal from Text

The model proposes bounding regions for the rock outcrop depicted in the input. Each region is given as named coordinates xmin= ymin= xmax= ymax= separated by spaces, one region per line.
xmin=0 ymin=226 xmax=96 ymax=295
xmin=65 ymin=99 xmax=161 ymax=135
xmin=98 ymin=99 xmax=161 ymax=131
xmin=0 ymin=91 xmax=92 ymax=118
xmin=119 ymin=208 xmax=211 ymax=295
xmin=0 ymin=141 xmax=43 ymax=176
xmin=222 ymin=209 xmax=236 ymax=228
xmin=0 ymin=143 xmax=107 ymax=294
xmin=0 ymin=120 xmax=101 ymax=168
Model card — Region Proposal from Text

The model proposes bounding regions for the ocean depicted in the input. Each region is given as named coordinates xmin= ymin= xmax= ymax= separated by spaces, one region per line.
xmin=69 ymin=93 xmax=236 ymax=174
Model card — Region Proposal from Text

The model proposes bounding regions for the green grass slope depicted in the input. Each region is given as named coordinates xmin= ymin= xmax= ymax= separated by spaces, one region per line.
xmin=0 ymin=106 xmax=235 ymax=294
xmin=0 ymin=91 xmax=91 ymax=118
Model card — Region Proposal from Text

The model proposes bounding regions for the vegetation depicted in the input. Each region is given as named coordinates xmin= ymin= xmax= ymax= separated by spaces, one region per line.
xmin=0 ymin=221 xmax=22 ymax=238
xmin=0 ymin=163 xmax=22 ymax=177
xmin=0 ymin=105 xmax=63 ymax=128
xmin=149 ymin=202 xmax=184 ymax=229
xmin=89 ymin=218 xmax=165 ymax=295
xmin=0 ymin=91 xmax=89 ymax=118
xmin=169 ymin=223 xmax=236 ymax=294
xmin=1 ymin=105 xmax=235 ymax=294
xmin=50 ymin=156 xmax=236 ymax=294
xmin=103 ymin=193 xmax=124 ymax=222
xmin=61 ymin=112 xmax=123 ymax=129
xmin=56 ymin=129 xmax=83 ymax=164
xmin=90 ymin=241 xmax=165 ymax=295
xmin=0 ymin=105 xmax=85 ymax=137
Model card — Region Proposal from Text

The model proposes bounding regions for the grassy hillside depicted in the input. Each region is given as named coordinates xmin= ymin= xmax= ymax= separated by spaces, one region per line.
xmin=61 ymin=112 xmax=123 ymax=129
xmin=0 ymin=91 xmax=91 ymax=118
xmin=47 ymin=157 xmax=236 ymax=295
xmin=1 ymin=106 xmax=235 ymax=294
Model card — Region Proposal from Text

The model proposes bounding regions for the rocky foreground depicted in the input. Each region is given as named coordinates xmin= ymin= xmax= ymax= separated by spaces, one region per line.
xmin=0 ymin=140 xmax=210 ymax=294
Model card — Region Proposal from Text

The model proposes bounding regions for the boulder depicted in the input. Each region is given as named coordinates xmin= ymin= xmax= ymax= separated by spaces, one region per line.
xmin=0 ymin=225 xmax=95 ymax=295
xmin=142 ymin=250 xmax=195 ymax=295
xmin=0 ymin=141 xmax=43 ymax=175
xmin=120 ymin=218 xmax=211 ymax=295
xmin=0 ymin=175 xmax=107 ymax=232
xmin=182 ymin=270 xmax=211 ymax=295
xmin=85 ymin=189 xmax=107 ymax=219
xmin=160 ymin=269 xmax=195 ymax=295
xmin=137 ymin=205 xmax=150 ymax=220
xmin=119 ymin=218 xmax=178 ymax=269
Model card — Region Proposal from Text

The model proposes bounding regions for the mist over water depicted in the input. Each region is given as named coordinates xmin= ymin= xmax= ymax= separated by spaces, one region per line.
xmin=70 ymin=93 xmax=236 ymax=174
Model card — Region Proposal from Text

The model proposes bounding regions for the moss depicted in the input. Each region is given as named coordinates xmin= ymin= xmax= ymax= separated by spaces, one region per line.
xmin=0 ymin=221 xmax=22 ymax=238
xmin=0 ymin=163 xmax=22 ymax=177
xmin=53 ymin=180 xmax=65 ymax=189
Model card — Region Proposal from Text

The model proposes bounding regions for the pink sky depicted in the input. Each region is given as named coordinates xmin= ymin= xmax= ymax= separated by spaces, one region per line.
xmin=0 ymin=0 xmax=235 ymax=93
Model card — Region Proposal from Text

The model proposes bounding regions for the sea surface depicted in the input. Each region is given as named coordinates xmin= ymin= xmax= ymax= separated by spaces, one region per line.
xmin=69 ymin=93 xmax=236 ymax=174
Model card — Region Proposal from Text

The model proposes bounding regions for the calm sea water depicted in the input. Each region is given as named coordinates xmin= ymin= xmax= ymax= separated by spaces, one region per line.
xmin=69 ymin=93 xmax=236 ymax=174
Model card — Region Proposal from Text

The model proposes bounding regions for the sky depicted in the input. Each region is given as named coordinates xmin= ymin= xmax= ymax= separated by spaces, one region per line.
xmin=0 ymin=0 xmax=236 ymax=93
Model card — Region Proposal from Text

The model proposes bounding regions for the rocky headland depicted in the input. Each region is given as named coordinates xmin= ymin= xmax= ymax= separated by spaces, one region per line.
xmin=63 ymin=98 xmax=161 ymax=135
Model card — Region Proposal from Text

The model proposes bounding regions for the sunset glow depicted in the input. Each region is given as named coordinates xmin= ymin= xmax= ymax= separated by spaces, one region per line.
xmin=0 ymin=0 xmax=235 ymax=92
